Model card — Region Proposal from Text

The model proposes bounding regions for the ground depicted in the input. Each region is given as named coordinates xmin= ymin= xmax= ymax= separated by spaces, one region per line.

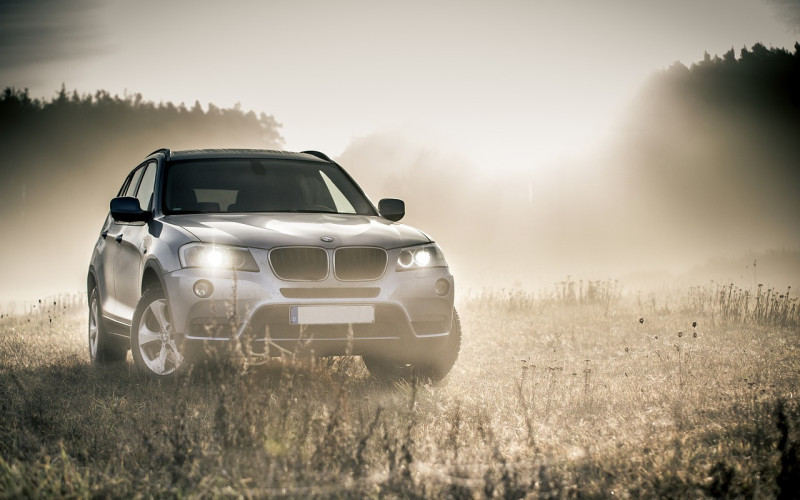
xmin=0 ymin=282 xmax=798 ymax=498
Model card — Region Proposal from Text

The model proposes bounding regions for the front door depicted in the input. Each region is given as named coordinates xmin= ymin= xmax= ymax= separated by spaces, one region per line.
xmin=114 ymin=161 xmax=157 ymax=322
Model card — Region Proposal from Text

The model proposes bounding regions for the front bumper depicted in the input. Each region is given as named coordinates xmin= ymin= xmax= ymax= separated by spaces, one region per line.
xmin=162 ymin=248 xmax=455 ymax=358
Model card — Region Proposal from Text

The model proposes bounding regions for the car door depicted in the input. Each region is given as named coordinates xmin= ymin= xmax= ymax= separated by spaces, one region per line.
xmin=98 ymin=166 xmax=145 ymax=321
xmin=114 ymin=161 xmax=157 ymax=322
xmin=95 ymin=213 xmax=119 ymax=320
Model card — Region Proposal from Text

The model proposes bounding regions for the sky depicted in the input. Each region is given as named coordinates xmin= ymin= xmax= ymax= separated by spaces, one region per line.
xmin=1 ymin=0 xmax=798 ymax=171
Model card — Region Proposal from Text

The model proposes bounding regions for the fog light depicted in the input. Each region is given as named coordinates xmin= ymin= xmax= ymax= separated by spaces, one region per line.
xmin=434 ymin=278 xmax=450 ymax=296
xmin=193 ymin=279 xmax=214 ymax=298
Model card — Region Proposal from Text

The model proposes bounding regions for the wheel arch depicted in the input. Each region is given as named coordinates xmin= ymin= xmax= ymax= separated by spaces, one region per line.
xmin=141 ymin=259 xmax=167 ymax=295
xmin=87 ymin=268 xmax=98 ymax=303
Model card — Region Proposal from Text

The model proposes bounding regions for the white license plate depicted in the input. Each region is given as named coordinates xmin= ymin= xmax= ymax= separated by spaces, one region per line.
xmin=290 ymin=305 xmax=375 ymax=325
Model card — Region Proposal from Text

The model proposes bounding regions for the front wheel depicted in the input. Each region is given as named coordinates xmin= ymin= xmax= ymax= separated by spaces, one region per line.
xmin=130 ymin=288 xmax=184 ymax=377
xmin=363 ymin=308 xmax=462 ymax=383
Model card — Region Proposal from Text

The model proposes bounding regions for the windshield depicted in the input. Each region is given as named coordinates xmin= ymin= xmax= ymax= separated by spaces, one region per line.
xmin=163 ymin=159 xmax=376 ymax=215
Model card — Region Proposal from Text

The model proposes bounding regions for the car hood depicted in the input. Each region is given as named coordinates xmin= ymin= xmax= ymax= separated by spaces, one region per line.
xmin=163 ymin=213 xmax=431 ymax=249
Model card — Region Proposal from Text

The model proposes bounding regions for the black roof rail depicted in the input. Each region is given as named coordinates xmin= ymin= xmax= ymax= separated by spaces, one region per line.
xmin=300 ymin=150 xmax=333 ymax=162
xmin=147 ymin=148 xmax=171 ymax=160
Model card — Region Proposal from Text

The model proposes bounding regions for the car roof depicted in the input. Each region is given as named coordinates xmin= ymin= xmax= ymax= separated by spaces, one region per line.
xmin=147 ymin=148 xmax=332 ymax=163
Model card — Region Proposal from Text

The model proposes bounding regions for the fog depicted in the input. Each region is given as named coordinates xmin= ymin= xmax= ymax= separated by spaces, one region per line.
xmin=0 ymin=90 xmax=283 ymax=304
xmin=337 ymin=130 xmax=800 ymax=292
xmin=1 ymin=44 xmax=799 ymax=305
xmin=336 ymin=46 xmax=800 ymax=291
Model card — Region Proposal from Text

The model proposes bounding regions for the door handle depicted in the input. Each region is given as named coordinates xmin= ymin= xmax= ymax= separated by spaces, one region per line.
xmin=115 ymin=234 xmax=123 ymax=243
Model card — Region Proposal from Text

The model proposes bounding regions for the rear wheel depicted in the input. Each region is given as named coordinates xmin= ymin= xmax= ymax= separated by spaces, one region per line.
xmin=88 ymin=288 xmax=127 ymax=363
xmin=130 ymin=288 xmax=184 ymax=377
xmin=363 ymin=309 xmax=462 ymax=382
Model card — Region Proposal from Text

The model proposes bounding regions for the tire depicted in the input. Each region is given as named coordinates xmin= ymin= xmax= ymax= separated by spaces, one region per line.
xmin=363 ymin=308 xmax=462 ymax=382
xmin=130 ymin=287 xmax=184 ymax=377
xmin=88 ymin=288 xmax=128 ymax=363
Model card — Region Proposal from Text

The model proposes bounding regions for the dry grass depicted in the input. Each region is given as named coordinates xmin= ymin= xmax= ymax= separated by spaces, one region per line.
xmin=1 ymin=285 xmax=799 ymax=498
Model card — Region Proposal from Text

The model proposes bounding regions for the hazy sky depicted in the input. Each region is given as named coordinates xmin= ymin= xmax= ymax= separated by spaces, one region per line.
xmin=1 ymin=0 xmax=798 ymax=169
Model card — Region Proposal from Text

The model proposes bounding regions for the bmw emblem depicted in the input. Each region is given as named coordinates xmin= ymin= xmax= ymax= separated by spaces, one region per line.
xmin=321 ymin=236 xmax=334 ymax=243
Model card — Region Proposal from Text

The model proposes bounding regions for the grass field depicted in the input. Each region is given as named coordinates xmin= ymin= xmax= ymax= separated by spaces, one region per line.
xmin=1 ymin=282 xmax=798 ymax=498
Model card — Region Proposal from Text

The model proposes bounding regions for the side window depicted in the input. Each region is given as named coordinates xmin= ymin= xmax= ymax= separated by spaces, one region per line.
xmin=123 ymin=167 xmax=145 ymax=198
xmin=135 ymin=163 xmax=156 ymax=211
xmin=117 ymin=170 xmax=136 ymax=197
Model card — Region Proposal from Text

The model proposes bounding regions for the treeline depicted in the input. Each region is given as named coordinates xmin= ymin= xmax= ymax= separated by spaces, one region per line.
xmin=0 ymin=86 xmax=283 ymax=211
xmin=660 ymin=42 xmax=800 ymax=121
xmin=0 ymin=87 xmax=284 ymax=298
xmin=601 ymin=42 xmax=800 ymax=260
xmin=628 ymin=42 xmax=800 ymax=175
xmin=0 ymin=86 xmax=282 ymax=207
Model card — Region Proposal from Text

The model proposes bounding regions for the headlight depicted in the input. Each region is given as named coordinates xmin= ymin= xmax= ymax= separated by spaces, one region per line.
xmin=395 ymin=243 xmax=448 ymax=271
xmin=179 ymin=243 xmax=259 ymax=272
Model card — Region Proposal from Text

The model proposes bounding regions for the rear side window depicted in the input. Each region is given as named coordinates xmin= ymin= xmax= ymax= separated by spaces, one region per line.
xmin=119 ymin=166 xmax=144 ymax=197
xmin=135 ymin=163 xmax=156 ymax=211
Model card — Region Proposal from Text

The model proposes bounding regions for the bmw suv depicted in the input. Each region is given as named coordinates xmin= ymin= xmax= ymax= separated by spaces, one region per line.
xmin=87 ymin=149 xmax=460 ymax=379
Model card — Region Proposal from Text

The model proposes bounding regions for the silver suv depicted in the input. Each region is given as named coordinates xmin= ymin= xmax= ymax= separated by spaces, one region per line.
xmin=87 ymin=149 xmax=460 ymax=380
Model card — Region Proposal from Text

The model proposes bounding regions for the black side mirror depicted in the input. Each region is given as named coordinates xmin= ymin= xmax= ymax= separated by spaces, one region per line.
xmin=378 ymin=198 xmax=405 ymax=222
xmin=110 ymin=197 xmax=151 ymax=222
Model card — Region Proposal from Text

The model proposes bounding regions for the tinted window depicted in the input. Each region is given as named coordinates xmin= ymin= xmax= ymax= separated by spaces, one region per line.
xmin=163 ymin=159 xmax=375 ymax=215
xmin=119 ymin=166 xmax=144 ymax=197
xmin=135 ymin=162 xmax=156 ymax=211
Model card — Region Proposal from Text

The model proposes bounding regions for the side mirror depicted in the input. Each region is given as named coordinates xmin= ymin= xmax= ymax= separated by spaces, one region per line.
xmin=110 ymin=197 xmax=151 ymax=223
xmin=378 ymin=198 xmax=405 ymax=222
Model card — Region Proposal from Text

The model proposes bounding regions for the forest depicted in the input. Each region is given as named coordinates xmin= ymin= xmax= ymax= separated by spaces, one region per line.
xmin=599 ymin=43 xmax=800 ymax=276
xmin=0 ymin=87 xmax=283 ymax=300
xmin=0 ymin=85 xmax=283 ymax=212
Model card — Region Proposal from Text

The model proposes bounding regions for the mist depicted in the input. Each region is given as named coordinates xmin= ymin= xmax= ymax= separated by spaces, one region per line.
xmin=338 ymin=44 xmax=800 ymax=291
xmin=2 ymin=42 xmax=799 ymax=304
xmin=0 ymin=88 xmax=283 ymax=303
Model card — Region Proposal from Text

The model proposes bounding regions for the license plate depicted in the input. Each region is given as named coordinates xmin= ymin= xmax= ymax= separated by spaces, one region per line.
xmin=290 ymin=305 xmax=375 ymax=325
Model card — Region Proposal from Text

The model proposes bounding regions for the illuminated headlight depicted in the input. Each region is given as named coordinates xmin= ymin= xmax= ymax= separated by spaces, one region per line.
xmin=179 ymin=243 xmax=259 ymax=271
xmin=396 ymin=243 xmax=447 ymax=271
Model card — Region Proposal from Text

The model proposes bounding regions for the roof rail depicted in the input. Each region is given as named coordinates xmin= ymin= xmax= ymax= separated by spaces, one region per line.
xmin=147 ymin=148 xmax=171 ymax=160
xmin=300 ymin=150 xmax=333 ymax=162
